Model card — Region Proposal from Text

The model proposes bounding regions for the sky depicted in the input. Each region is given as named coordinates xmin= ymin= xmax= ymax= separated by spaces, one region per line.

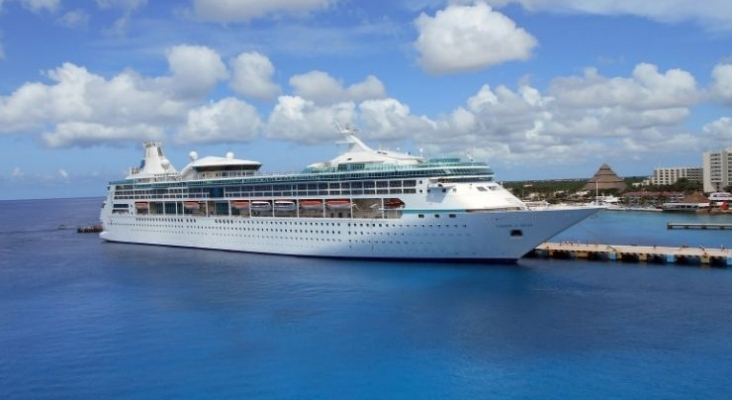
xmin=1 ymin=0 xmax=732 ymax=200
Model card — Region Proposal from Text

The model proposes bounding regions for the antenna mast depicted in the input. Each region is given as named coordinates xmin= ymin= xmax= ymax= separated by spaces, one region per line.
xmin=333 ymin=120 xmax=358 ymax=137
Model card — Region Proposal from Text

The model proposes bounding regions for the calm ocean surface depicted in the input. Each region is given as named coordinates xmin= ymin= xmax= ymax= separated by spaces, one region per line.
xmin=2 ymin=197 xmax=731 ymax=399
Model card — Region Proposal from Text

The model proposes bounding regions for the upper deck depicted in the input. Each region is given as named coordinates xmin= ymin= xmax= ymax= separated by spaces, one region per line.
xmin=111 ymin=133 xmax=494 ymax=189
xmin=110 ymin=159 xmax=494 ymax=190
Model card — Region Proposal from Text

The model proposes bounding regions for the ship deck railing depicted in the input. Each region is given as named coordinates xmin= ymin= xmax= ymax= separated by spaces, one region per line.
xmin=113 ymin=166 xmax=494 ymax=186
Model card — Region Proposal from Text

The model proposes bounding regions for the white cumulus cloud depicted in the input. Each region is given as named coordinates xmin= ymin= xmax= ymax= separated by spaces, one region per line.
xmin=550 ymin=63 xmax=699 ymax=110
xmin=160 ymin=45 xmax=228 ymax=100
xmin=176 ymin=97 xmax=261 ymax=144
xmin=265 ymin=96 xmax=356 ymax=143
xmin=358 ymin=98 xmax=434 ymax=141
xmin=289 ymin=71 xmax=386 ymax=105
xmin=230 ymin=52 xmax=281 ymax=101
xmin=42 ymin=122 xmax=165 ymax=148
xmin=414 ymin=1 xmax=537 ymax=74
xmin=702 ymin=117 xmax=732 ymax=144
xmin=417 ymin=62 xmax=704 ymax=166
xmin=0 ymin=62 xmax=185 ymax=130
xmin=0 ymin=45 xmax=234 ymax=148
xmin=710 ymin=63 xmax=732 ymax=106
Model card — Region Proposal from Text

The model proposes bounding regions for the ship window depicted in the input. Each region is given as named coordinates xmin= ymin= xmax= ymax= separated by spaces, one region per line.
xmin=418 ymin=214 xmax=424 ymax=218
xmin=510 ymin=229 xmax=523 ymax=237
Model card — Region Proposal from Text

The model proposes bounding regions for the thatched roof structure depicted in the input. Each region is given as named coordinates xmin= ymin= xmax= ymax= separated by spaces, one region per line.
xmin=582 ymin=164 xmax=627 ymax=192
xmin=680 ymin=191 xmax=708 ymax=203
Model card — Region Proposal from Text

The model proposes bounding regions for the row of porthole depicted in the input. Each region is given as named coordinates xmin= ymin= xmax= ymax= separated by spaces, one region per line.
xmin=132 ymin=213 xmax=459 ymax=225
xmin=123 ymin=224 xmax=468 ymax=239
xmin=111 ymin=220 xmax=470 ymax=232
xmin=213 ymin=219 xmax=343 ymax=226
xmin=131 ymin=228 xmax=458 ymax=244
xmin=129 ymin=218 xmax=468 ymax=229
xmin=122 ymin=223 xmax=342 ymax=234
xmin=131 ymin=229 xmax=345 ymax=242
xmin=134 ymin=217 xmax=188 ymax=223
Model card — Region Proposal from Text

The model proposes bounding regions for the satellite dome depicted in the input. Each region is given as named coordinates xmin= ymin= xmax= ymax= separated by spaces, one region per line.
xmin=226 ymin=151 xmax=234 ymax=159
xmin=189 ymin=151 xmax=198 ymax=161
xmin=161 ymin=158 xmax=170 ymax=168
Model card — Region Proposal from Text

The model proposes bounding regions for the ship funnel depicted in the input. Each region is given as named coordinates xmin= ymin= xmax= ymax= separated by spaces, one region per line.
xmin=129 ymin=142 xmax=177 ymax=177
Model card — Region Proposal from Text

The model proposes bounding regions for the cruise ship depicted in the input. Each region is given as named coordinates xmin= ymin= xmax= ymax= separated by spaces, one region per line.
xmin=99 ymin=128 xmax=601 ymax=262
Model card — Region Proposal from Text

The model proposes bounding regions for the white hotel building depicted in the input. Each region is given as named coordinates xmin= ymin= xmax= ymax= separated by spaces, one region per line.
xmin=650 ymin=167 xmax=703 ymax=186
xmin=703 ymin=147 xmax=732 ymax=193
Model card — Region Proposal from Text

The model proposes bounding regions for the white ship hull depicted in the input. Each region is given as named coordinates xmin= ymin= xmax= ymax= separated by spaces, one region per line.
xmin=100 ymin=206 xmax=598 ymax=262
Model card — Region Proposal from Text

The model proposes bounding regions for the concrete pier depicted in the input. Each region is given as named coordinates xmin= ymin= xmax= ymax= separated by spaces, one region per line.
xmin=529 ymin=242 xmax=732 ymax=267
xmin=667 ymin=222 xmax=732 ymax=230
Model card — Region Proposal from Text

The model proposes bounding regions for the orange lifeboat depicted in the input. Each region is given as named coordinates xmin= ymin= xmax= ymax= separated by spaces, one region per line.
xmin=300 ymin=200 xmax=323 ymax=210
xmin=184 ymin=201 xmax=200 ymax=210
xmin=232 ymin=201 xmax=250 ymax=209
xmin=326 ymin=199 xmax=352 ymax=210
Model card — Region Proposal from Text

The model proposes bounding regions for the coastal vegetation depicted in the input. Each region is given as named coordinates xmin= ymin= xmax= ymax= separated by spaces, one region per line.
xmin=503 ymin=177 xmax=725 ymax=204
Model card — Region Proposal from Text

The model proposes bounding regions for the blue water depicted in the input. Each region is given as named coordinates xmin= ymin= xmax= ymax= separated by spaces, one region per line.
xmin=2 ymin=198 xmax=732 ymax=399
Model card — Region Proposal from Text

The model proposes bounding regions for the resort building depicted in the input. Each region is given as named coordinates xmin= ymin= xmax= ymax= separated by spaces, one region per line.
xmin=623 ymin=191 xmax=684 ymax=205
xmin=650 ymin=167 xmax=702 ymax=186
xmin=703 ymin=147 xmax=732 ymax=193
